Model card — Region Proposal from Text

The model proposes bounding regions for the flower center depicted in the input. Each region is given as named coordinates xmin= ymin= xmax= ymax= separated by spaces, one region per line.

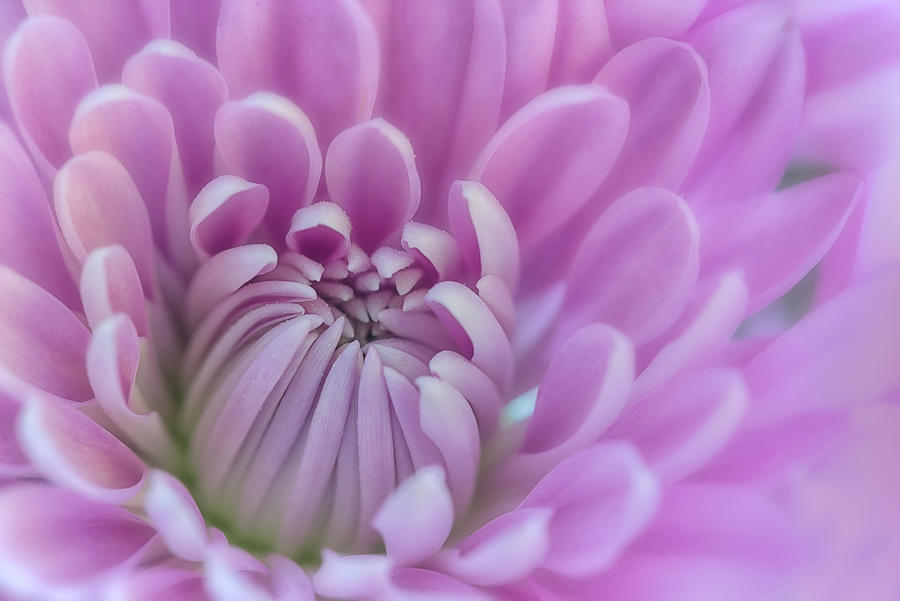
xmin=169 ymin=203 xmax=511 ymax=559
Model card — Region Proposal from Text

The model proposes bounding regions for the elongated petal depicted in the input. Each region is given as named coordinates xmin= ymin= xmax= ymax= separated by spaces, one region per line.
xmin=376 ymin=0 xmax=506 ymax=221
xmin=521 ymin=443 xmax=660 ymax=577
xmin=0 ymin=266 xmax=91 ymax=401
xmin=122 ymin=39 xmax=228 ymax=196
xmin=605 ymin=0 xmax=705 ymax=46
xmin=0 ymin=124 xmax=79 ymax=308
xmin=18 ymin=397 xmax=145 ymax=503
xmin=217 ymin=0 xmax=378 ymax=146
xmin=215 ymin=93 xmax=322 ymax=236
xmin=55 ymin=151 xmax=156 ymax=292
xmin=497 ymin=0 xmax=557 ymax=118
xmin=23 ymin=0 xmax=168 ymax=81
xmin=563 ymin=187 xmax=699 ymax=345
xmin=144 ymin=470 xmax=208 ymax=562
xmin=448 ymin=180 xmax=519 ymax=290
xmin=3 ymin=15 xmax=97 ymax=174
xmin=326 ymin=119 xmax=420 ymax=252
xmin=80 ymin=246 xmax=150 ymax=336
xmin=473 ymin=85 xmax=629 ymax=248
xmin=186 ymin=245 xmax=278 ymax=326
xmin=0 ymin=484 xmax=155 ymax=594
xmin=608 ymin=370 xmax=748 ymax=481
xmin=700 ymin=172 xmax=861 ymax=313
xmin=524 ymin=324 xmax=634 ymax=455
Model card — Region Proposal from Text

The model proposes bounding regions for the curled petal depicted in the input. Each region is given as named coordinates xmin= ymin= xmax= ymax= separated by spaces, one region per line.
xmin=186 ymin=245 xmax=278 ymax=326
xmin=144 ymin=470 xmax=208 ymax=562
xmin=373 ymin=466 xmax=454 ymax=566
xmin=448 ymin=180 xmax=519 ymax=290
xmin=190 ymin=176 xmax=270 ymax=256
xmin=402 ymin=223 xmax=461 ymax=283
xmin=286 ymin=203 xmax=352 ymax=264
xmin=81 ymin=246 xmax=150 ymax=336
xmin=312 ymin=551 xmax=392 ymax=600
xmin=438 ymin=507 xmax=552 ymax=586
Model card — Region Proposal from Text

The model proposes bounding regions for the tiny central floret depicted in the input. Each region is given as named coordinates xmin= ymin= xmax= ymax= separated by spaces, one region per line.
xmin=173 ymin=199 xmax=514 ymax=558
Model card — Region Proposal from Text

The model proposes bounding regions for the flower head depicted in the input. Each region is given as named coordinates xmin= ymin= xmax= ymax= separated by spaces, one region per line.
xmin=0 ymin=1 xmax=899 ymax=600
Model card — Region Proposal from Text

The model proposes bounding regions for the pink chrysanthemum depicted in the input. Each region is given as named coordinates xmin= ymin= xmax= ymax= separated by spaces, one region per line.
xmin=0 ymin=1 xmax=899 ymax=600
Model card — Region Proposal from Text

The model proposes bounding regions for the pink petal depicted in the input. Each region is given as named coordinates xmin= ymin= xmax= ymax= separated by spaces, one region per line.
xmin=388 ymin=568 xmax=492 ymax=601
xmin=447 ymin=180 xmax=520 ymax=290
xmin=497 ymin=0 xmax=557 ymax=118
xmin=55 ymin=151 xmax=156 ymax=293
xmin=185 ymin=244 xmax=278 ymax=326
xmin=700 ymin=172 xmax=862 ymax=313
xmin=0 ymin=123 xmax=79 ymax=308
xmin=376 ymin=0 xmax=506 ymax=222
xmin=687 ymin=4 xmax=805 ymax=204
xmin=69 ymin=85 xmax=191 ymax=269
xmin=562 ymin=187 xmax=700 ymax=345
xmin=0 ymin=483 xmax=155 ymax=594
xmin=18 ymin=396 xmax=145 ymax=503
xmin=473 ymin=85 xmax=629 ymax=248
xmin=190 ymin=176 xmax=270 ymax=256
xmin=523 ymin=324 xmax=634 ymax=455
xmin=429 ymin=350 xmax=505 ymax=439
xmin=605 ymin=0 xmax=705 ymax=46
xmin=439 ymin=508 xmax=552 ymax=586
xmin=635 ymin=272 xmax=749 ymax=396
xmin=3 ymin=15 xmax=97 ymax=174
xmin=23 ymin=0 xmax=168 ymax=81
xmin=106 ymin=568 xmax=208 ymax=601
xmin=325 ymin=119 xmax=420 ymax=252
xmin=608 ymin=369 xmax=748 ymax=481
xmin=373 ymin=466 xmax=454 ymax=566
xmin=0 ymin=266 xmax=91 ymax=401
xmin=520 ymin=443 xmax=660 ymax=577
xmin=122 ymin=39 xmax=228 ymax=197
xmin=0 ymin=372 xmax=31 ymax=476
xmin=401 ymin=223 xmax=462 ymax=283
xmin=215 ymin=93 xmax=322 ymax=236
xmin=593 ymin=37 xmax=710 ymax=200
xmin=547 ymin=0 xmax=613 ymax=86
xmin=216 ymin=0 xmax=378 ymax=147
xmin=144 ymin=470 xmax=208 ymax=562
xmin=171 ymin=0 xmax=221 ymax=63
xmin=285 ymin=203 xmax=351 ymax=264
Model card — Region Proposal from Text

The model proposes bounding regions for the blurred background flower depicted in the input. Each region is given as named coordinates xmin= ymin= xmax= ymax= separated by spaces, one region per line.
xmin=0 ymin=1 xmax=898 ymax=600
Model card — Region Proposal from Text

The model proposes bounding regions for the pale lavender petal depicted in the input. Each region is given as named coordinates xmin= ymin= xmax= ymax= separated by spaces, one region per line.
xmin=373 ymin=466 xmax=453 ymax=566
xmin=144 ymin=470 xmax=208 ymax=562
xmin=80 ymin=245 xmax=150 ymax=336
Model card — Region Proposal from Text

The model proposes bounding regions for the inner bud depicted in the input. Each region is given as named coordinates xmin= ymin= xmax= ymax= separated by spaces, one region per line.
xmin=175 ymin=201 xmax=511 ymax=558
